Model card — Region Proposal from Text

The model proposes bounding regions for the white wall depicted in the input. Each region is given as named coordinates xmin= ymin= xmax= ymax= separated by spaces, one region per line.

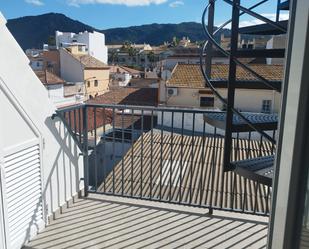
xmin=88 ymin=31 xmax=108 ymax=64
xmin=46 ymin=84 xmax=83 ymax=107
xmin=30 ymin=60 xmax=44 ymax=71
xmin=56 ymin=31 xmax=108 ymax=64
xmin=165 ymin=87 xmax=281 ymax=114
xmin=266 ymin=35 xmax=287 ymax=65
xmin=218 ymin=88 xmax=281 ymax=113
xmin=55 ymin=31 xmax=74 ymax=48
xmin=60 ymin=49 xmax=84 ymax=82
xmin=0 ymin=13 xmax=84 ymax=245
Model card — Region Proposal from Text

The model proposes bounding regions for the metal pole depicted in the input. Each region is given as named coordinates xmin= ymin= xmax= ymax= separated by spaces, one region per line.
xmin=223 ymin=0 xmax=240 ymax=172
xmin=205 ymin=0 xmax=215 ymax=79
xmin=276 ymin=0 xmax=281 ymax=22
xmin=82 ymin=106 xmax=89 ymax=196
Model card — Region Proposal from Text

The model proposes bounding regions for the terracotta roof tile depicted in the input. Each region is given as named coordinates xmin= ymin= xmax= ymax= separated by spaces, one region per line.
xmin=72 ymin=54 xmax=108 ymax=68
xmin=35 ymin=70 xmax=65 ymax=85
xmin=167 ymin=64 xmax=205 ymax=88
xmin=87 ymin=88 xmax=158 ymax=106
xmin=167 ymin=64 xmax=284 ymax=88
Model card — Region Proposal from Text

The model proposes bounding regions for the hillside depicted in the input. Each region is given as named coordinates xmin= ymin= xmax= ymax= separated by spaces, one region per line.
xmin=6 ymin=12 xmax=229 ymax=50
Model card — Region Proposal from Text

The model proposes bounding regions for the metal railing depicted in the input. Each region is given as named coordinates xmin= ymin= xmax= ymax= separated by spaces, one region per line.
xmin=55 ymin=104 xmax=276 ymax=216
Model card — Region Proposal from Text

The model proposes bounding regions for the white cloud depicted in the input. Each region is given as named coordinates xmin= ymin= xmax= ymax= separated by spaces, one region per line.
xmin=169 ymin=1 xmax=184 ymax=8
xmin=25 ymin=0 xmax=44 ymax=6
xmin=239 ymin=13 xmax=289 ymax=28
xmin=67 ymin=0 xmax=167 ymax=7
xmin=216 ymin=13 xmax=289 ymax=29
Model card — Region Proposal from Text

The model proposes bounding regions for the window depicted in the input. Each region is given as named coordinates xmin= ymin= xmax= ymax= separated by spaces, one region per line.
xmin=200 ymin=97 xmax=214 ymax=107
xmin=262 ymin=100 xmax=272 ymax=113
xmin=94 ymin=80 xmax=98 ymax=87
xmin=87 ymin=81 xmax=90 ymax=87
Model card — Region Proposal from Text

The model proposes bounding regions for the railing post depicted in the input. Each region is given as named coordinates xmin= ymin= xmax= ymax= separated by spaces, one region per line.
xmin=82 ymin=105 xmax=89 ymax=197
xmin=205 ymin=0 xmax=215 ymax=78
xmin=276 ymin=0 xmax=281 ymax=22
xmin=223 ymin=0 xmax=240 ymax=171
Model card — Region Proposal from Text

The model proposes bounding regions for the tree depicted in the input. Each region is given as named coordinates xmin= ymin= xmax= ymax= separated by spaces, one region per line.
xmin=109 ymin=50 xmax=119 ymax=64
xmin=147 ymin=51 xmax=156 ymax=68
xmin=47 ymin=35 xmax=56 ymax=46
xmin=128 ymin=46 xmax=138 ymax=66
xmin=121 ymin=41 xmax=132 ymax=52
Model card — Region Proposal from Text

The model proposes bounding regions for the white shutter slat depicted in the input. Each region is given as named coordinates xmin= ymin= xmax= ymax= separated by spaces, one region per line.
xmin=3 ymin=143 xmax=43 ymax=249
xmin=4 ymin=145 xmax=39 ymax=163
xmin=5 ymin=158 xmax=40 ymax=177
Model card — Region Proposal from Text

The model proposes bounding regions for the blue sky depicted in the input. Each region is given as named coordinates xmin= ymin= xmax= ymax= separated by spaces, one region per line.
xmin=0 ymin=0 xmax=286 ymax=29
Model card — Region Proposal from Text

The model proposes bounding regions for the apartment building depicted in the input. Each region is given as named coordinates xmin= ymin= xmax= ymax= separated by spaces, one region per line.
xmin=60 ymin=44 xmax=110 ymax=99
xmin=56 ymin=30 xmax=108 ymax=64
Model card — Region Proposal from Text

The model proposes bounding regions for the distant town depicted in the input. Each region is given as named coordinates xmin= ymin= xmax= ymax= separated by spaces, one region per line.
xmin=26 ymin=29 xmax=285 ymax=114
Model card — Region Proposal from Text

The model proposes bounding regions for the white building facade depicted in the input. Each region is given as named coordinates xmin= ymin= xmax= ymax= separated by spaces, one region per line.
xmin=55 ymin=30 xmax=108 ymax=64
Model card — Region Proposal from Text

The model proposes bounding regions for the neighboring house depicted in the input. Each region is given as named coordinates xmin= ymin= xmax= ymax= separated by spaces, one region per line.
xmin=29 ymin=57 xmax=44 ymax=71
xmin=109 ymin=65 xmax=142 ymax=87
xmin=157 ymin=47 xmax=229 ymax=71
xmin=27 ymin=49 xmax=61 ymax=76
xmin=34 ymin=70 xmax=84 ymax=107
xmin=160 ymin=63 xmax=283 ymax=114
xmin=220 ymin=33 xmax=269 ymax=50
xmin=60 ymin=45 xmax=110 ymax=99
xmin=42 ymin=50 xmax=61 ymax=76
xmin=55 ymin=30 xmax=108 ymax=64
xmin=267 ymin=34 xmax=287 ymax=65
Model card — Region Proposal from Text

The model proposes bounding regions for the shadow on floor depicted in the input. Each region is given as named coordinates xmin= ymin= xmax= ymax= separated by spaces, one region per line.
xmin=24 ymin=195 xmax=268 ymax=249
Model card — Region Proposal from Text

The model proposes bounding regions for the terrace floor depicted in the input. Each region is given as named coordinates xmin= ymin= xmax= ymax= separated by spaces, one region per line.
xmin=25 ymin=194 xmax=269 ymax=249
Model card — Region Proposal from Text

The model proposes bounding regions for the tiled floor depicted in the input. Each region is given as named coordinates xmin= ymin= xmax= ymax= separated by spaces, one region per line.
xmin=25 ymin=194 xmax=269 ymax=249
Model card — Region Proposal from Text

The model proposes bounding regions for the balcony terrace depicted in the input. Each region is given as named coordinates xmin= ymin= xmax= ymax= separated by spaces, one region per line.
xmin=22 ymin=104 xmax=274 ymax=249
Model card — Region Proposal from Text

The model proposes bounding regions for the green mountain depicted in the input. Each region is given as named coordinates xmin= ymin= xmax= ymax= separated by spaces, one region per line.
xmin=6 ymin=12 xmax=229 ymax=50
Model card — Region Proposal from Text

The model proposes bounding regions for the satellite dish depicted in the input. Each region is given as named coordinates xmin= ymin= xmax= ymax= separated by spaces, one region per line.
xmin=161 ymin=70 xmax=172 ymax=81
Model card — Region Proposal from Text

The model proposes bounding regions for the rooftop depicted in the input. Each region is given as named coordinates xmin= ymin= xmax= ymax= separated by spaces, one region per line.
xmin=167 ymin=64 xmax=284 ymax=88
xmin=34 ymin=70 xmax=65 ymax=85
xmin=128 ymin=78 xmax=159 ymax=88
xmin=87 ymin=88 xmax=158 ymax=106
xmin=98 ymin=132 xmax=273 ymax=214
xmin=109 ymin=65 xmax=142 ymax=75
xmin=63 ymin=48 xmax=108 ymax=69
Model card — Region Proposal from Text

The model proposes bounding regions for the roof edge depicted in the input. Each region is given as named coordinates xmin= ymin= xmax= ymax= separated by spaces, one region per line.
xmin=0 ymin=12 xmax=7 ymax=26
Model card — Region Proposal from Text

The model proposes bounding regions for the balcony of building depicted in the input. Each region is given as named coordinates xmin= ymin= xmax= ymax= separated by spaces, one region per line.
xmin=22 ymin=104 xmax=274 ymax=249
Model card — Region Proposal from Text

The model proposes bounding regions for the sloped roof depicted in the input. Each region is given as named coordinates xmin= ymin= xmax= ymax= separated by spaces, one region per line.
xmin=167 ymin=63 xmax=284 ymax=88
xmin=87 ymin=88 xmax=158 ymax=106
xmin=109 ymin=65 xmax=142 ymax=75
xmin=72 ymin=54 xmax=108 ymax=69
xmin=35 ymin=70 xmax=65 ymax=85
